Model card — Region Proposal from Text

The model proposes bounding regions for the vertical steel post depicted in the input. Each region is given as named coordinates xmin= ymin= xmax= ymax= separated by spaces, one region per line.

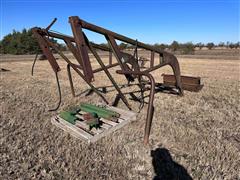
xmin=69 ymin=16 xmax=93 ymax=83
xmin=109 ymin=51 xmax=112 ymax=65
xmin=150 ymin=51 xmax=154 ymax=68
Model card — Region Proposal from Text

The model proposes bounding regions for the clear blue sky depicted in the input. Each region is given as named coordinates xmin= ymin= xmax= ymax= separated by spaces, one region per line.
xmin=1 ymin=0 xmax=239 ymax=44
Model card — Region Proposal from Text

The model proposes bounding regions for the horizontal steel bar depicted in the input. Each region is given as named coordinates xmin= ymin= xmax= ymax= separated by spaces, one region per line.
xmin=77 ymin=17 xmax=166 ymax=55
xmin=92 ymin=62 xmax=119 ymax=73
xmin=34 ymin=28 xmax=112 ymax=52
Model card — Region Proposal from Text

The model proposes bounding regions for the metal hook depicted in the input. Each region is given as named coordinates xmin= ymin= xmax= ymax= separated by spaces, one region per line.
xmin=48 ymin=71 xmax=62 ymax=111
xmin=31 ymin=53 xmax=38 ymax=76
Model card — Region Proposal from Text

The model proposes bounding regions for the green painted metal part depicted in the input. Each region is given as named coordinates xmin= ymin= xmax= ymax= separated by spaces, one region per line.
xmin=59 ymin=104 xmax=119 ymax=127
xmin=80 ymin=106 xmax=112 ymax=119
xmin=80 ymin=103 xmax=120 ymax=118
xmin=59 ymin=111 xmax=78 ymax=124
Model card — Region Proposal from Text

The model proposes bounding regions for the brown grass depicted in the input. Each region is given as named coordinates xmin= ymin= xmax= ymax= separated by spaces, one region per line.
xmin=0 ymin=56 xmax=239 ymax=179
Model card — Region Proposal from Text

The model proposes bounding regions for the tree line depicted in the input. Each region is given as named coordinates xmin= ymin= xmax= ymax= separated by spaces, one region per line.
xmin=0 ymin=29 xmax=239 ymax=55
xmin=0 ymin=29 xmax=67 ymax=55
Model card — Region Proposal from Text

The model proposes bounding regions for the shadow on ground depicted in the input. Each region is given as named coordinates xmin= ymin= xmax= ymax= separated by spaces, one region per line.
xmin=151 ymin=148 xmax=193 ymax=180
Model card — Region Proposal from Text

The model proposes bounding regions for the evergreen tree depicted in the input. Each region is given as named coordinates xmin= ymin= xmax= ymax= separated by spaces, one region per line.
xmin=1 ymin=29 xmax=41 ymax=54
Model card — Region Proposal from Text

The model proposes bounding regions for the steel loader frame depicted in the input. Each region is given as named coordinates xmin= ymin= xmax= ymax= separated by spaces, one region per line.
xmin=32 ymin=16 xmax=202 ymax=144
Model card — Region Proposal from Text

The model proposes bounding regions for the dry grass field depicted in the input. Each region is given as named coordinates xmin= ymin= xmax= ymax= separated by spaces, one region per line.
xmin=0 ymin=53 xmax=240 ymax=179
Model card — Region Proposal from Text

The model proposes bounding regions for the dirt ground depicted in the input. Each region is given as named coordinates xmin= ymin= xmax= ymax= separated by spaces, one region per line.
xmin=0 ymin=55 xmax=240 ymax=179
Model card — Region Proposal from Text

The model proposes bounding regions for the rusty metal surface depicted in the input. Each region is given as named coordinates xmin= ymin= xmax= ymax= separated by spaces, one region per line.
xmin=31 ymin=16 xmax=203 ymax=144
xmin=32 ymin=28 xmax=60 ymax=73
xmin=162 ymin=74 xmax=203 ymax=92
xmin=150 ymin=51 xmax=154 ymax=68
xmin=69 ymin=16 xmax=94 ymax=83
xmin=83 ymin=32 xmax=132 ymax=110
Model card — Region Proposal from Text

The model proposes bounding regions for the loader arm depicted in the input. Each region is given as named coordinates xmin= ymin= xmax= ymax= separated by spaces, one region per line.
xmin=31 ymin=16 xmax=203 ymax=144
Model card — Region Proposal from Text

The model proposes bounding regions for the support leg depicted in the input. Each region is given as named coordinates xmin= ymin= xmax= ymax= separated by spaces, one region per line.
xmin=67 ymin=64 xmax=75 ymax=97
xmin=169 ymin=56 xmax=184 ymax=96
xmin=116 ymin=70 xmax=155 ymax=144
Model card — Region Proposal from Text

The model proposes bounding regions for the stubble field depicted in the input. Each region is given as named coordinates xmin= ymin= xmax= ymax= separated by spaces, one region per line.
xmin=0 ymin=53 xmax=239 ymax=179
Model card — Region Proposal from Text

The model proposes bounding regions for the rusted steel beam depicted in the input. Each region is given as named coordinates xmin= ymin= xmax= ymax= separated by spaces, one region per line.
xmin=109 ymin=52 xmax=112 ymax=65
xmin=106 ymin=35 xmax=134 ymax=82
xmin=34 ymin=28 xmax=112 ymax=52
xmin=150 ymin=51 xmax=154 ymax=68
xmin=106 ymin=36 xmax=129 ymax=69
xmin=67 ymin=64 xmax=76 ymax=97
xmin=32 ymin=28 xmax=60 ymax=73
xmin=92 ymin=62 xmax=119 ymax=73
xmin=159 ymin=54 xmax=163 ymax=64
xmin=64 ymin=39 xmax=83 ymax=67
xmin=69 ymin=16 xmax=93 ymax=83
xmin=90 ymin=42 xmax=112 ymax=52
xmin=77 ymin=17 xmax=166 ymax=55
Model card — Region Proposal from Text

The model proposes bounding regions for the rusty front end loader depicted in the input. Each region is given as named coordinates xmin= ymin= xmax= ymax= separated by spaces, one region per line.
xmin=31 ymin=16 xmax=203 ymax=144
